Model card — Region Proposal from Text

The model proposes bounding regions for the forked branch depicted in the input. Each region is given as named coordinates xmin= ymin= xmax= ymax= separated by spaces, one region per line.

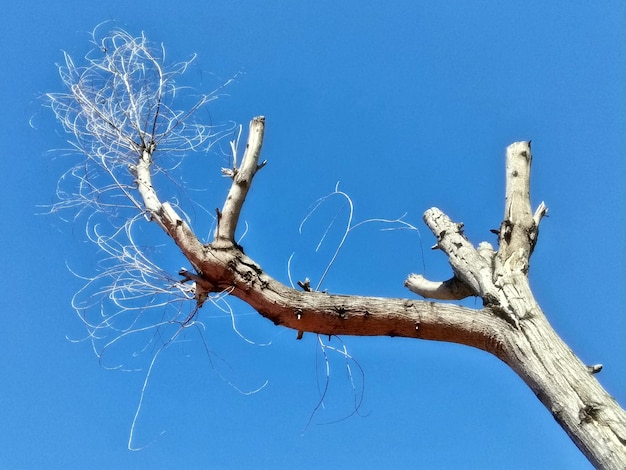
xmin=178 ymin=130 xmax=625 ymax=470
xmin=48 ymin=29 xmax=626 ymax=467
xmin=198 ymin=130 xmax=626 ymax=469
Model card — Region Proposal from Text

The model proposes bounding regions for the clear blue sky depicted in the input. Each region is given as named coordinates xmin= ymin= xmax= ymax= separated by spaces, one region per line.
xmin=2 ymin=1 xmax=624 ymax=468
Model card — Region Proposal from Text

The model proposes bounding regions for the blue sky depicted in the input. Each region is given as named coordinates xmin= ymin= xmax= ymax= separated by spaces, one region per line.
xmin=2 ymin=1 xmax=624 ymax=468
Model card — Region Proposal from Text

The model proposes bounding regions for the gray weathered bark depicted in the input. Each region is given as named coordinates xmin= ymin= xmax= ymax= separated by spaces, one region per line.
xmin=137 ymin=118 xmax=626 ymax=469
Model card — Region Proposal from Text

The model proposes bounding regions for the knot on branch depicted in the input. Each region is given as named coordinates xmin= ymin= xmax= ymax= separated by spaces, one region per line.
xmin=179 ymin=268 xmax=215 ymax=308
xmin=297 ymin=278 xmax=312 ymax=292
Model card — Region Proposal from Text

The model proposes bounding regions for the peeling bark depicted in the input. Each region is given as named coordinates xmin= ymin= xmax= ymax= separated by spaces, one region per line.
xmin=133 ymin=119 xmax=626 ymax=469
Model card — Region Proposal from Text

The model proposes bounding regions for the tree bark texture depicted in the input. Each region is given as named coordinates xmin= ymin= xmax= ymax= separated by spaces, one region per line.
xmin=136 ymin=118 xmax=626 ymax=469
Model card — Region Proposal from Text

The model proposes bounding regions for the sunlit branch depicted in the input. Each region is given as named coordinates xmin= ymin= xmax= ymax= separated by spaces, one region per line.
xmin=215 ymin=116 xmax=266 ymax=245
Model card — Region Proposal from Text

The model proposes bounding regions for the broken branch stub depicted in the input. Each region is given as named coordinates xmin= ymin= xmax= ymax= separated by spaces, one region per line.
xmin=495 ymin=141 xmax=545 ymax=274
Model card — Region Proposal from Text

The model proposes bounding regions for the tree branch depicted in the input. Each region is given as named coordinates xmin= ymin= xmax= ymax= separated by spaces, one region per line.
xmin=404 ymin=273 xmax=475 ymax=300
xmin=100 ymin=106 xmax=626 ymax=468
xmin=421 ymin=208 xmax=502 ymax=305
xmin=191 ymin=242 xmax=511 ymax=353
xmin=215 ymin=116 xmax=266 ymax=245
xmin=132 ymin=145 xmax=162 ymax=217
xmin=131 ymin=143 xmax=206 ymax=282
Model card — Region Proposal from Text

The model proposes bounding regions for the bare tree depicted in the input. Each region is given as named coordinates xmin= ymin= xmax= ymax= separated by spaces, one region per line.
xmin=47 ymin=28 xmax=626 ymax=468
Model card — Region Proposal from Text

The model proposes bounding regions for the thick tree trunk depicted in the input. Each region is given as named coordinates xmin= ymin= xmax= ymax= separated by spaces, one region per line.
xmin=138 ymin=118 xmax=626 ymax=469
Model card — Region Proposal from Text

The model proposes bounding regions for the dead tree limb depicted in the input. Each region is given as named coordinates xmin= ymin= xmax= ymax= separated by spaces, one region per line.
xmin=131 ymin=118 xmax=626 ymax=469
